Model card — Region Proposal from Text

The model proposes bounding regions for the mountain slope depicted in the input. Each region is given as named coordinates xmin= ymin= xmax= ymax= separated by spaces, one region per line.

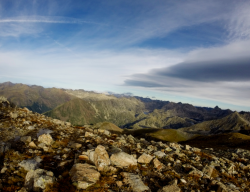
xmin=131 ymin=109 xmax=196 ymax=129
xmin=161 ymin=102 xmax=232 ymax=121
xmin=180 ymin=112 xmax=250 ymax=134
xmin=0 ymin=82 xmax=75 ymax=113
xmin=44 ymin=97 xmax=145 ymax=126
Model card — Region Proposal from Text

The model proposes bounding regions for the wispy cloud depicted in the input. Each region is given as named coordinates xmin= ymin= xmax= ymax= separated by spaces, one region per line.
xmin=0 ymin=16 xmax=108 ymax=25
xmin=227 ymin=1 xmax=250 ymax=40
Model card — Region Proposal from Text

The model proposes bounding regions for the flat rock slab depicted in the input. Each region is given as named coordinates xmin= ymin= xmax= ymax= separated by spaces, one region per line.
xmin=121 ymin=172 xmax=150 ymax=192
xmin=69 ymin=163 xmax=100 ymax=189
xmin=110 ymin=152 xmax=137 ymax=167
xmin=138 ymin=153 xmax=153 ymax=164
xmin=158 ymin=183 xmax=181 ymax=192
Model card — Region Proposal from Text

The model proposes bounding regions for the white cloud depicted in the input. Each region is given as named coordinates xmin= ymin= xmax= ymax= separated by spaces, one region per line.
xmin=0 ymin=47 xmax=184 ymax=89
xmin=228 ymin=1 xmax=250 ymax=40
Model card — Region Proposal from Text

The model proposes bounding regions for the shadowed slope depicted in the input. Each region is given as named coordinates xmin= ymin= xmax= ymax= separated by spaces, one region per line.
xmin=180 ymin=112 xmax=250 ymax=134
xmin=180 ymin=133 xmax=250 ymax=150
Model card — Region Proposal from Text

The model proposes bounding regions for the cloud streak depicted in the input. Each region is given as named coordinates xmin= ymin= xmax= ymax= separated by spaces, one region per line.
xmin=155 ymin=57 xmax=250 ymax=82
xmin=0 ymin=16 xmax=107 ymax=26
xmin=124 ymin=38 xmax=250 ymax=108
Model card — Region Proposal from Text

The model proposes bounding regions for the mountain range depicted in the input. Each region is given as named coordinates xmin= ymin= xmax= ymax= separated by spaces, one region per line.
xmin=2 ymin=81 xmax=250 ymax=138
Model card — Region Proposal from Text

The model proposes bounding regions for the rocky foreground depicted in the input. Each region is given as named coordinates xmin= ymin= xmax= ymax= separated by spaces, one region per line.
xmin=0 ymin=97 xmax=250 ymax=191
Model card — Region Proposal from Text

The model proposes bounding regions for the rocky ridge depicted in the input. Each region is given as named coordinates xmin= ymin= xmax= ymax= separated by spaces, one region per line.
xmin=0 ymin=97 xmax=250 ymax=191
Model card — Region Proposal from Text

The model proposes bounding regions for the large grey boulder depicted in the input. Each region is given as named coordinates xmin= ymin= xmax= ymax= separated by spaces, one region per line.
xmin=121 ymin=172 xmax=150 ymax=192
xmin=69 ymin=163 xmax=101 ymax=189
xmin=110 ymin=152 xmax=137 ymax=168
xmin=24 ymin=169 xmax=55 ymax=191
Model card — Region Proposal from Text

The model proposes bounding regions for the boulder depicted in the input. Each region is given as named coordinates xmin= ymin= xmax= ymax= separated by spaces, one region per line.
xmin=153 ymin=151 xmax=166 ymax=158
xmin=37 ymin=129 xmax=53 ymax=137
xmin=52 ymin=119 xmax=64 ymax=125
xmin=85 ymin=132 xmax=95 ymax=137
xmin=29 ymin=141 xmax=37 ymax=149
xmin=158 ymin=183 xmax=181 ymax=192
xmin=38 ymin=134 xmax=54 ymax=145
xmin=27 ymin=126 xmax=35 ymax=130
xmin=110 ymin=152 xmax=137 ymax=168
xmin=70 ymin=143 xmax=82 ymax=149
xmin=69 ymin=163 xmax=100 ymax=189
xmin=189 ymin=169 xmax=204 ymax=178
xmin=94 ymin=145 xmax=110 ymax=171
xmin=79 ymin=155 xmax=89 ymax=161
xmin=0 ymin=142 xmax=11 ymax=156
xmin=203 ymin=165 xmax=214 ymax=178
xmin=24 ymin=169 xmax=55 ymax=191
xmin=18 ymin=157 xmax=42 ymax=171
xmin=153 ymin=158 xmax=164 ymax=170
xmin=121 ymin=172 xmax=150 ymax=192
xmin=138 ymin=153 xmax=154 ymax=164
xmin=21 ymin=136 xmax=32 ymax=143
xmin=10 ymin=112 xmax=18 ymax=119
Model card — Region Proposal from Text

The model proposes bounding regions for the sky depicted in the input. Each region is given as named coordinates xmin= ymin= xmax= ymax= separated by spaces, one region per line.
xmin=0 ymin=0 xmax=250 ymax=111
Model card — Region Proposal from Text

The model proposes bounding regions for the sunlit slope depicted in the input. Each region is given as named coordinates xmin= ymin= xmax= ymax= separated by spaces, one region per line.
xmin=44 ymin=97 xmax=145 ymax=126
xmin=124 ymin=128 xmax=197 ymax=142
xmin=148 ymin=129 xmax=198 ymax=142
xmin=0 ymin=82 xmax=75 ymax=113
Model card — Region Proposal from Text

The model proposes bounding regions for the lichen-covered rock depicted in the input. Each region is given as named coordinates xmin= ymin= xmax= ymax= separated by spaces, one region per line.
xmin=18 ymin=157 xmax=42 ymax=171
xmin=158 ymin=183 xmax=181 ymax=192
xmin=24 ymin=169 xmax=55 ymax=191
xmin=121 ymin=172 xmax=150 ymax=192
xmin=110 ymin=152 xmax=137 ymax=167
xmin=94 ymin=145 xmax=110 ymax=171
xmin=38 ymin=134 xmax=54 ymax=145
xmin=69 ymin=163 xmax=100 ymax=189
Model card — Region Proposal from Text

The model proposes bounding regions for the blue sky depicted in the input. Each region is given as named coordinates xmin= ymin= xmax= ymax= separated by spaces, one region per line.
xmin=0 ymin=0 xmax=250 ymax=111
